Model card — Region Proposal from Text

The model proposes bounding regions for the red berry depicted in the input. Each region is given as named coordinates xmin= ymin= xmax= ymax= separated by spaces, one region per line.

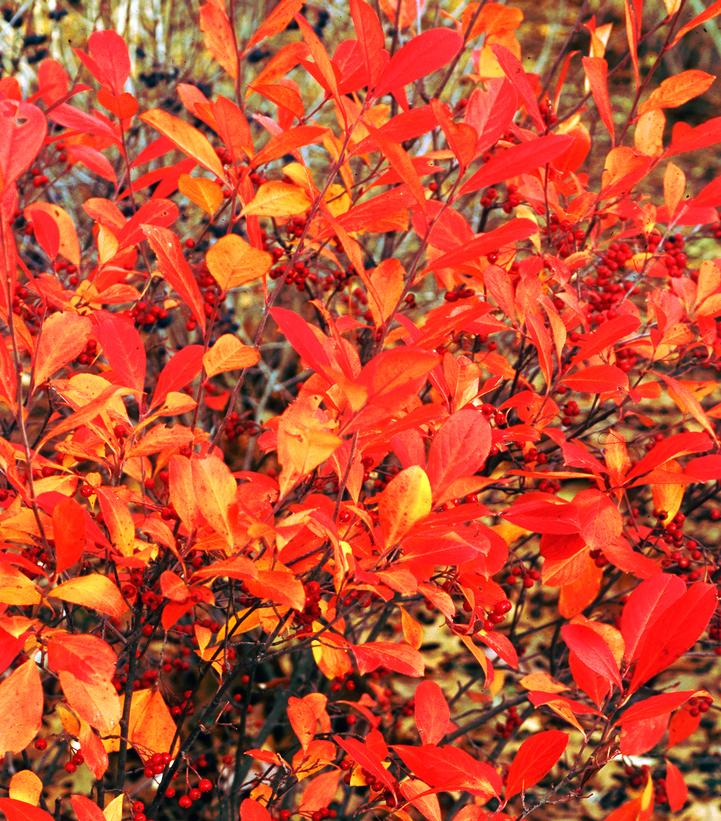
xmin=178 ymin=795 xmax=192 ymax=809
xmin=34 ymin=738 xmax=48 ymax=751
xmin=198 ymin=778 xmax=213 ymax=793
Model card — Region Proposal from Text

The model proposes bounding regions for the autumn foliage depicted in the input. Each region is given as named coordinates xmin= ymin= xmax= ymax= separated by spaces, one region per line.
xmin=3 ymin=0 xmax=721 ymax=819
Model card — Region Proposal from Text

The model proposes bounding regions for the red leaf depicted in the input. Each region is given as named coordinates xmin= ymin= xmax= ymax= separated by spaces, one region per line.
xmin=616 ymin=691 xmax=696 ymax=726
xmin=0 ymin=100 xmax=47 ymax=192
xmin=582 ymin=57 xmax=614 ymax=143
xmin=460 ymin=135 xmax=573 ymax=195
xmin=621 ymin=574 xmax=686 ymax=663
xmin=70 ymin=795 xmax=105 ymax=821
xmin=414 ymin=681 xmax=454 ymax=744
xmin=505 ymin=730 xmax=568 ymax=798
xmin=143 ymin=225 xmax=206 ymax=334
xmin=427 ymin=409 xmax=491 ymax=502
xmin=92 ymin=311 xmax=146 ymax=394
xmin=151 ymin=345 xmax=205 ymax=409
xmin=569 ymin=314 xmax=640 ymax=365
xmin=374 ymin=29 xmax=462 ymax=96
xmin=490 ymin=44 xmax=544 ymax=131
xmin=561 ymin=623 xmax=622 ymax=688
xmin=87 ymin=30 xmax=131 ymax=95
xmin=665 ymin=759 xmax=688 ymax=812
xmin=0 ymin=799 xmax=54 ymax=821
xmin=628 ymin=582 xmax=716 ymax=693
xmin=239 ymin=798 xmax=273 ymax=821
xmin=33 ymin=312 xmax=92 ymax=390
xmin=335 ymin=735 xmax=396 ymax=793
xmin=427 ymin=219 xmax=537 ymax=270
xmin=52 ymin=496 xmax=87 ymax=573
xmin=393 ymin=744 xmax=501 ymax=797
xmin=350 ymin=0 xmax=387 ymax=89
xmin=560 ymin=364 xmax=628 ymax=394
xmin=624 ymin=431 xmax=712 ymax=483
xmin=353 ymin=641 xmax=424 ymax=677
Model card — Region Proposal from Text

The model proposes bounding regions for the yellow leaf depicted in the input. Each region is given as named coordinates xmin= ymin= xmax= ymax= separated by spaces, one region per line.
xmin=9 ymin=770 xmax=42 ymax=806
xmin=203 ymin=334 xmax=260 ymax=378
xmin=241 ymin=180 xmax=311 ymax=217
xmin=206 ymin=234 xmax=272 ymax=290
xmin=378 ymin=466 xmax=431 ymax=548
xmin=663 ymin=161 xmax=686 ymax=217
xmin=104 ymin=795 xmax=124 ymax=821
xmin=634 ymin=110 xmax=665 ymax=156
xmin=140 ymin=108 xmax=226 ymax=180
xmin=277 ymin=396 xmax=342 ymax=497
xmin=49 ymin=574 xmax=129 ymax=620
xmin=178 ymin=174 xmax=224 ymax=215
xmin=192 ymin=455 xmax=236 ymax=545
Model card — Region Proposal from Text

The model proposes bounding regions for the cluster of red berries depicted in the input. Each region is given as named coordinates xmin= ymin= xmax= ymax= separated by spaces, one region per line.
xmin=11 ymin=284 xmax=43 ymax=327
xmin=195 ymin=265 xmax=224 ymax=322
xmin=496 ymin=704 xmax=522 ymax=738
xmin=653 ymin=510 xmax=705 ymax=581
xmin=53 ymin=258 xmax=80 ymax=286
xmin=167 ymin=775 xmax=213 ymax=809
xmin=648 ymin=231 xmax=687 ymax=277
xmin=277 ymin=809 xmax=337 ymax=820
xmin=130 ymin=300 xmax=171 ymax=331
xmin=75 ymin=338 xmax=99 ymax=366
xmin=224 ymin=411 xmax=260 ymax=441
xmin=142 ymin=751 xmax=172 ymax=779
xmin=545 ymin=216 xmax=586 ymax=258
xmin=561 ymin=399 xmax=580 ymax=427
xmin=444 ymin=283 xmax=475 ymax=302
xmin=505 ymin=566 xmax=540 ymax=589
xmin=329 ymin=674 xmax=357 ymax=693
xmin=64 ymin=749 xmax=85 ymax=773
xmin=584 ymin=241 xmax=635 ymax=327
xmin=686 ymin=695 xmax=713 ymax=716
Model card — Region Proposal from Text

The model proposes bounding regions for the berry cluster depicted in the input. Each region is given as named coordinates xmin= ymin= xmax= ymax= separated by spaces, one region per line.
xmin=495 ymin=704 xmax=522 ymax=738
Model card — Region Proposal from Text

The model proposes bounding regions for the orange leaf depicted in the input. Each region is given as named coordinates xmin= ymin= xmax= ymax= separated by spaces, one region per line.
xmin=33 ymin=311 xmax=92 ymax=389
xmin=367 ymin=258 xmax=405 ymax=327
xmin=47 ymin=633 xmax=120 ymax=734
xmin=0 ymin=661 xmax=42 ymax=754
xmin=352 ymin=641 xmax=424 ymax=677
xmin=126 ymin=688 xmax=180 ymax=761
xmin=49 ymin=574 xmax=129 ymax=620
xmin=378 ymin=465 xmax=431 ymax=547
xmin=178 ymin=173 xmax=224 ymax=216
xmin=140 ymin=108 xmax=226 ymax=179
xmin=143 ymin=225 xmax=207 ymax=334
xmin=199 ymin=3 xmax=238 ymax=79
xmin=96 ymin=488 xmax=135 ymax=557
xmin=206 ymin=234 xmax=272 ymax=291
xmin=639 ymin=70 xmax=716 ymax=114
